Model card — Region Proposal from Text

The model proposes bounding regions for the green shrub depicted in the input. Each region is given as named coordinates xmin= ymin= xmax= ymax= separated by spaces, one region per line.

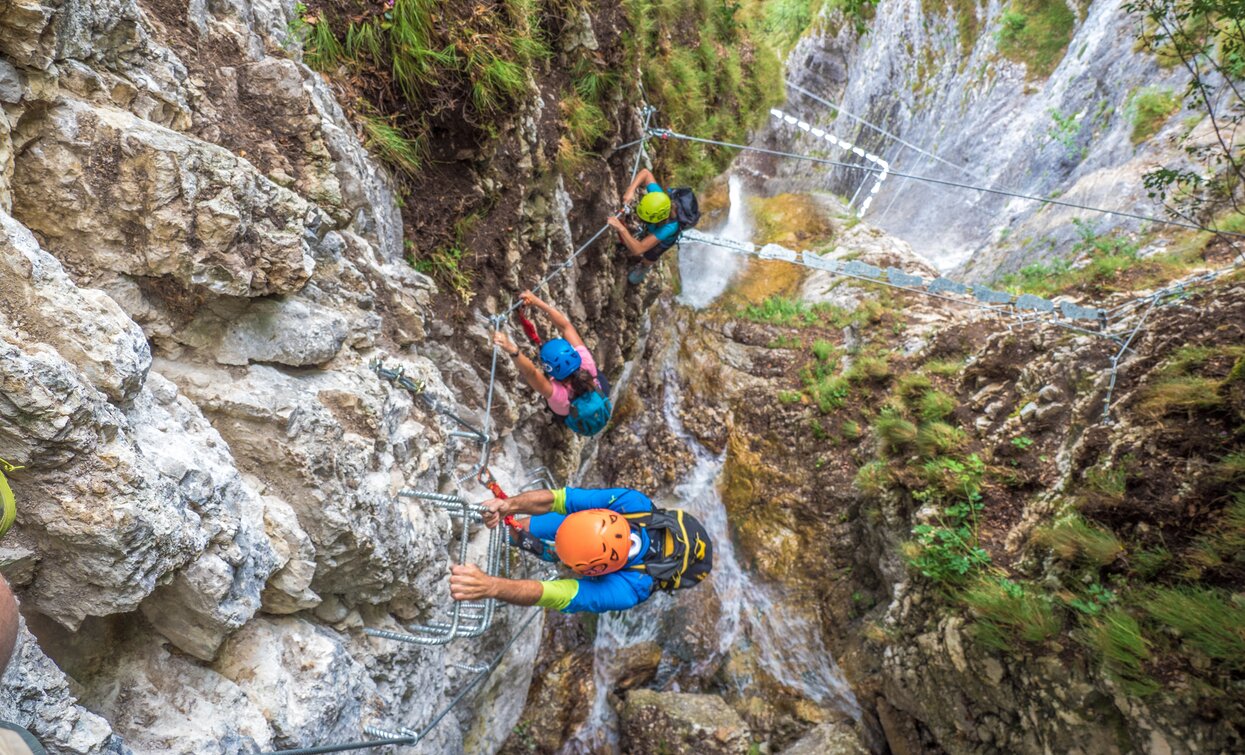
xmin=763 ymin=0 xmax=827 ymax=51
xmin=1034 ymin=514 xmax=1124 ymax=566
xmin=918 ymin=389 xmax=957 ymax=422
xmin=777 ymin=389 xmax=804 ymax=405
xmin=905 ymin=523 xmax=992 ymax=585
xmin=920 ymin=454 xmax=987 ymax=498
xmin=1143 ymin=586 xmax=1245 ymax=669
xmin=962 ymin=577 xmax=1062 ymax=650
xmin=1128 ymin=87 xmax=1180 ymax=144
xmin=1077 ymin=608 xmax=1159 ymax=695
xmin=841 ymin=418 xmax=862 ymax=440
xmin=916 ymin=422 xmax=968 ymax=458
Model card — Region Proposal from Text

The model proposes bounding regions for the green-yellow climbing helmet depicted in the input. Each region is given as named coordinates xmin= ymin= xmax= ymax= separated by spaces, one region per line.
xmin=637 ymin=191 xmax=671 ymax=223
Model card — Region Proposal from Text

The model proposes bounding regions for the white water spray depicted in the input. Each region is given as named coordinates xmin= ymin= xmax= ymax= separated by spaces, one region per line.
xmin=677 ymin=175 xmax=750 ymax=309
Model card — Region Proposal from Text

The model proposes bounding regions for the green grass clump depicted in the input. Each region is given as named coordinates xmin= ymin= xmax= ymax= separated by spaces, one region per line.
xmin=918 ymin=389 xmax=957 ymax=422
xmin=875 ymin=414 xmax=918 ymax=453
xmin=923 ymin=358 xmax=966 ymax=377
xmin=808 ymin=374 xmax=851 ymax=413
xmin=1185 ymin=495 xmax=1245 ymax=577
xmin=777 ymin=389 xmax=804 ymax=405
xmin=895 ymin=373 xmax=933 ymax=402
xmin=1217 ymin=452 xmax=1245 ymax=481
xmin=1077 ymin=608 xmax=1159 ymax=695
xmin=743 ymin=296 xmax=815 ymax=326
xmin=1138 ymin=376 xmax=1225 ymax=417
xmin=1035 ymin=514 xmax=1124 ymax=566
xmin=846 ymin=354 xmax=890 ymax=383
xmin=963 ymin=577 xmax=1062 ymax=650
xmin=1143 ymin=586 xmax=1245 ymax=669
xmin=841 ymin=418 xmax=862 ymax=440
xmin=1128 ymin=87 xmax=1180 ymax=144
xmin=762 ymin=0 xmax=827 ymax=52
xmin=1083 ymin=461 xmax=1128 ymax=502
xmin=994 ymin=0 xmax=1077 ymax=79
xmin=812 ymin=339 xmax=836 ymax=362
xmin=854 ymin=460 xmax=892 ymax=496
xmin=1131 ymin=547 xmax=1173 ymax=579
xmin=916 ymin=421 xmax=968 ymax=458
xmin=361 ymin=115 xmax=425 ymax=176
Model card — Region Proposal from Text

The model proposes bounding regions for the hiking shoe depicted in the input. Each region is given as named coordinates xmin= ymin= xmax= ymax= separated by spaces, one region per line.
xmin=628 ymin=264 xmax=650 ymax=285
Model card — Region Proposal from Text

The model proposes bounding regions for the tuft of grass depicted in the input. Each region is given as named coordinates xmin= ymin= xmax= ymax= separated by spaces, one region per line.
xmin=1138 ymin=376 xmax=1225 ymax=418
xmin=841 ymin=418 xmax=862 ymax=440
xmin=1083 ymin=460 xmax=1128 ymax=503
xmin=1185 ymin=495 xmax=1245 ymax=577
xmin=1130 ymin=547 xmax=1172 ymax=580
xmin=1143 ymin=586 xmax=1245 ymax=669
xmin=1128 ymin=86 xmax=1180 ymax=144
xmin=923 ymin=358 xmax=966 ymax=377
xmin=1076 ymin=608 xmax=1159 ymax=695
xmin=1216 ymin=452 xmax=1245 ymax=481
xmin=361 ymin=115 xmax=425 ymax=176
xmin=305 ymin=15 xmax=345 ymax=70
xmin=875 ymin=413 xmax=918 ymax=453
xmin=743 ymin=296 xmax=815 ymax=326
xmin=846 ymin=354 xmax=890 ymax=383
xmin=812 ymin=339 xmax=836 ymax=362
xmin=1034 ymin=514 xmax=1124 ymax=566
xmin=896 ymin=373 xmax=933 ymax=402
xmin=854 ymin=460 xmax=892 ymax=496
xmin=808 ymin=374 xmax=851 ymax=413
xmin=918 ymin=389 xmax=957 ymax=422
xmin=778 ymin=389 xmax=804 ymax=405
xmin=962 ymin=577 xmax=1063 ymax=650
xmin=916 ymin=421 xmax=968 ymax=458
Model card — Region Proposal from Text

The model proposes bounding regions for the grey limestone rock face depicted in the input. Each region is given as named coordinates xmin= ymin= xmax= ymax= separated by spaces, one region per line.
xmin=621 ymin=689 xmax=754 ymax=755
xmin=12 ymin=99 xmax=316 ymax=298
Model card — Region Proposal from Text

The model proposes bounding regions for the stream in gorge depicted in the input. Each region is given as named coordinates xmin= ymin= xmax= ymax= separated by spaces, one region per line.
xmin=565 ymin=176 xmax=860 ymax=753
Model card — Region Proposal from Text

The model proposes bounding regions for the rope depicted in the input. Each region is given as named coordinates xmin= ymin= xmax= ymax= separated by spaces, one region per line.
xmin=649 ymin=128 xmax=1245 ymax=239
xmin=256 ymin=608 xmax=542 ymax=755
xmin=0 ymin=458 xmax=22 ymax=539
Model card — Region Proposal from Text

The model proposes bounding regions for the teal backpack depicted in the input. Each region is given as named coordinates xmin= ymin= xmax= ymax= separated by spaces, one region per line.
xmin=564 ymin=373 xmax=612 ymax=436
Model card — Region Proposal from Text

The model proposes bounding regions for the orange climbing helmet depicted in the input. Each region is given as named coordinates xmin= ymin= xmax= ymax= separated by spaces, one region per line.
xmin=555 ymin=509 xmax=633 ymax=576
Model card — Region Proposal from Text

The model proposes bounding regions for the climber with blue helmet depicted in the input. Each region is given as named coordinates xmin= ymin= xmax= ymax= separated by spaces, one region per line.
xmin=492 ymin=290 xmax=612 ymax=436
xmin=607 ymin=168 xmax=697 ymax=285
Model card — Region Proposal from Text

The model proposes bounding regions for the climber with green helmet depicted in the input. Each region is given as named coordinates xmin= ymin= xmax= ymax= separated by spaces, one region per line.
xmin=608 ymin=168 xmax=690 ymax=285
xmin=492 ymin=290 xmax=612 ymax=436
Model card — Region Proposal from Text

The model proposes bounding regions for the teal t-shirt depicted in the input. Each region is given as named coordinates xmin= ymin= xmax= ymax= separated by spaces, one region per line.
xmin=645 ymin=182 xmax=680 ymax=245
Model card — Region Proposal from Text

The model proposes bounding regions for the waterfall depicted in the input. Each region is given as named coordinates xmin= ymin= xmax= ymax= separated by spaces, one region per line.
xmin=677 ymin=174 xmax=750 ymax=310
xmin=561 ymin=346 xmax=858 ymax=754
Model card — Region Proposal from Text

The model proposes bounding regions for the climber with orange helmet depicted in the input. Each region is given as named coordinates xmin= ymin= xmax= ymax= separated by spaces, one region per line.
xmin=492 ymin=290 xmax=612 ymax=436
xmin=606 ymin=168 xmax=699 ymax=285
xmin=449 ymin=486 xmax=713 ymax=613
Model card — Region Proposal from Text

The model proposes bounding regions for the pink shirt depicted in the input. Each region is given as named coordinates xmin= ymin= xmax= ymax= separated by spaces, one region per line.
xmin=547 ymin=345 xmax=599 ymax=416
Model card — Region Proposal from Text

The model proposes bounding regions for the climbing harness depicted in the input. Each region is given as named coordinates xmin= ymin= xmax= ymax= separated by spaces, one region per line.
xmin=0 ymin=458 xmax=23 ymax=539
xmin=257 ymin=607 xmax=542 ymax=755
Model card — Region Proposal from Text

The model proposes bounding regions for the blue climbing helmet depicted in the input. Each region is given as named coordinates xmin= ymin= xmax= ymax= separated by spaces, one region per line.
xmin=540 ymin=339 xmax=582 ymax=380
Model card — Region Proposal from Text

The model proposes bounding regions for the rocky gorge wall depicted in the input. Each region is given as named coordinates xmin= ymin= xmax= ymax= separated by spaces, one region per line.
xmin=0 ymin=0 xmax=651 ymax=752
xmin=747 ymin=0 xmax=1211 ymax=278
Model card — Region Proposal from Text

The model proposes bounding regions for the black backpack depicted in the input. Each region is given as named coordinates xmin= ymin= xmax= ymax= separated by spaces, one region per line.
xmin=624 ymin=507 xmax=713 ymax=591
xmin=654 ymin=188 xmax=701 ymax=254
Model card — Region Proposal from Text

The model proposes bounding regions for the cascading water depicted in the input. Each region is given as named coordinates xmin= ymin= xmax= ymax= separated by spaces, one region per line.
xmin=563 ymin=346 xmax=859 ymax=754
xmin=677 ymin=174 xmax=750 ymax=309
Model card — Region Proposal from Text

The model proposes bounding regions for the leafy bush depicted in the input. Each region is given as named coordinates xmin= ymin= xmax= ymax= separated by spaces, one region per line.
xmin=905 ymin=522 xmax=992 ymax=585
